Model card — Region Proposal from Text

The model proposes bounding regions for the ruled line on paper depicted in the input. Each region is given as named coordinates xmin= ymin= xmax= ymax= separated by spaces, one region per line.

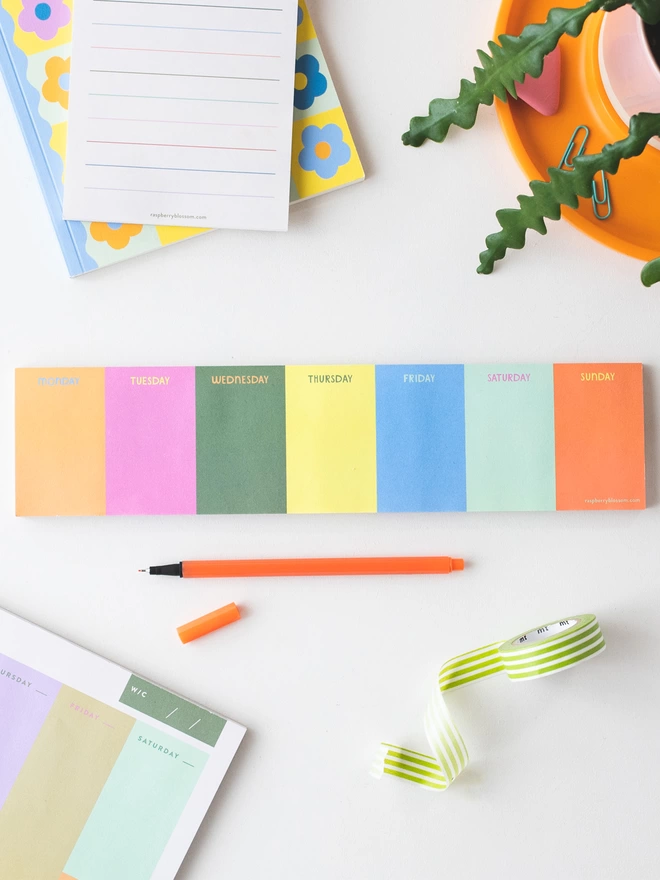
xmin=90 ymin=69 xmax=280 ymax=81
xmin=87 ymin=139 xmax=276 ymax=150
xmin=90 ymin=45 xmax=281 ymax=56
xmin=89 ymin=93 xmax=279 ymax=103
xmin=88 ymin=116 xmax=278 ymax=126
xmin=92 ymin=21 xmax=282 ymax=32
xmin=84 ymin=186 xmax=275 ymax=197
xmin=64 ymin=0 xmax=297 ymax=229
xmin=93 ymin=0 xmax=283 ymax=8
xmin=86 ymin=162 xmax=276 ymax=174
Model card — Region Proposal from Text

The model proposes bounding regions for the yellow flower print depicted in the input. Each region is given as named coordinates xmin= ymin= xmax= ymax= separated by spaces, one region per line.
xmin=90 ymin=222 xmax=144 ymax=250
xmin=42 ymin=55 xmax=70 ymax=109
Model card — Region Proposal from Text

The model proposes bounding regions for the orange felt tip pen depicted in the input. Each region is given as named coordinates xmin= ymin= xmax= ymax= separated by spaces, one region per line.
xmin=140 ymin=556 xmax=465 ymax=579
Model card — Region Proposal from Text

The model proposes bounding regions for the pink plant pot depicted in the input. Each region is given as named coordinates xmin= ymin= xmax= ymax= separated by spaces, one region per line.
xmin=599 ymin=5 xmax=660 ymax=148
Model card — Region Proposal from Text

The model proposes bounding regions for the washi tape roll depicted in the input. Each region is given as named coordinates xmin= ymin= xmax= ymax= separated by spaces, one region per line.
xmin=372 ymin=614 xmax=605 ymax=791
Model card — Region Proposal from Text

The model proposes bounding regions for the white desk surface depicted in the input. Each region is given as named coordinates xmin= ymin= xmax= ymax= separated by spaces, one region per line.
xmin=1 ymin=0 xmax=659 ymax=877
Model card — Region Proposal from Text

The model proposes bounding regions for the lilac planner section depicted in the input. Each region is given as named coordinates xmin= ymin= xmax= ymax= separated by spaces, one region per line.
xmin=0 ymin=653 xmax=61 ymax=807
xmin=105 ymin=367 xmax=197 ymax=515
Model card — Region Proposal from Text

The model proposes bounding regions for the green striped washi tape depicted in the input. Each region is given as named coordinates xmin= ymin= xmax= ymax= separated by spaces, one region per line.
xmin=372 ymin=614 xmax=605 ymax=791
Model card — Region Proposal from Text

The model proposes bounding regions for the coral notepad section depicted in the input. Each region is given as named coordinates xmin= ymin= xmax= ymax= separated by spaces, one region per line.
xmin=553 ymin=363 xmax=646 ymax=510
xmin=14 ymin=364 xmax=646 ymax=515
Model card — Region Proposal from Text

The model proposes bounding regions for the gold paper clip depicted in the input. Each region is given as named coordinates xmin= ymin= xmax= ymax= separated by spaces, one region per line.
xmin=559 ymin=125 xmax=590 ymax=170
xmin=592 ymin=171 xmax=612 ymax=220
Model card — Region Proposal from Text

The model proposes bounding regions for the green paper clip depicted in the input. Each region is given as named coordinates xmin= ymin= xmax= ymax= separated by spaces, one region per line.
xmin=592 ymin=171 xmax=612 ymax=220
xmin=559 ymin=125 xmax=590 ymax=170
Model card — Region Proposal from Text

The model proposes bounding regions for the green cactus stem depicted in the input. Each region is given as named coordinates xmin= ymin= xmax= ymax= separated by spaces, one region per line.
xmin=477 ymin=113 xmax=660 ymax=285
xmin=403 ymin=0 xmax=660 ymax=148
xmin=641 ymin=257 xmax=660 ymax=286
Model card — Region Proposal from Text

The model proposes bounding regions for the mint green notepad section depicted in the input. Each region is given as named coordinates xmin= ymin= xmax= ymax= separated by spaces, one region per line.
xmin=464 ymin=365 xmax=556 ymax=511
xmin=119 ymin=675 xmax=226 ymax=747
xmin=63 ymin=721 xmax=208 ymax=880
xmin=195 ymin=367 xmax=287 ymax=514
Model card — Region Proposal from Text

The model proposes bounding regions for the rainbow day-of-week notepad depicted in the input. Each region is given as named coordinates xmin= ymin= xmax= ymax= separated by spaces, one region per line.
xmin=15 ymin=363 xmax=646 ymax=515
xmin=0 ymin=607 xmax=246 ymax=880
xmin=0 ymin=0 xmax=363 ymax=273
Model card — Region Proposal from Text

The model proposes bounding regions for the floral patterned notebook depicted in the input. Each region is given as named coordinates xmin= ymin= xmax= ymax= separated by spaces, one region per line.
xmin=0 ymin=0 xmax=364 ymax=274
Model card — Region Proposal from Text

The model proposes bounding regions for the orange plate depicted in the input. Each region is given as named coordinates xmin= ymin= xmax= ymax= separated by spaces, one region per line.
xmin=495 ymin=0 xmax=660 ymax=263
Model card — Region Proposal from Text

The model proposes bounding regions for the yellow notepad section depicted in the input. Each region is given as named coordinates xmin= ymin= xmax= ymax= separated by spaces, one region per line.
xmin=285 ymin=365 xmax=377 ymax=513
xmin=0 ymin=686 xmax=134 ymax=880
xmin=15 ymin=368 xmax=106 ymax=516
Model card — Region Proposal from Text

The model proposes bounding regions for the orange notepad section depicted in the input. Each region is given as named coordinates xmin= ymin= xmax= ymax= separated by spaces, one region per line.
xmin=554 ymin=364 xmax=645 ymax=510
xmin=15 ymin=369 xmax=106 ymax=516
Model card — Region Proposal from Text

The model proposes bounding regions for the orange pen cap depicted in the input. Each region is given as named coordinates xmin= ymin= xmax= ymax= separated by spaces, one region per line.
xmin=177 ymin=602 xmax=241 ymax=644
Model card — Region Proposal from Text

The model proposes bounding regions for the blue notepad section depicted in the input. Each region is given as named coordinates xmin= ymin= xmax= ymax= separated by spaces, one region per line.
xmin=375 ymin=365 xmax=467 ymax=512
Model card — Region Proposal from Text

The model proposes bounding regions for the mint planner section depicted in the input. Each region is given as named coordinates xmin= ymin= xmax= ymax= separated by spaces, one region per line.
xmin=14 ymin=364 xmax=646 ymax=515
xmin=375 ymin=365 xmax=466 ymax=511
xmin=195 ymin=366 xmax=286 ymax=514
xmin=63 ymin=722 xmax=208 ymax=880
xmin=464 ymin=364 xmax=557 ymax=511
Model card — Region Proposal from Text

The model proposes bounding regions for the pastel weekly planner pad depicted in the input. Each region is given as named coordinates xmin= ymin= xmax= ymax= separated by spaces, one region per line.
xmin=15 ymin=363 xmax=646 ymax=516
xmin=0 ymin=0 xmax=363 ymax=271
xmin=63 ymin=0 xmax=299 ymax=229
xmin=0 ymin=607 xmax=246 ymax=880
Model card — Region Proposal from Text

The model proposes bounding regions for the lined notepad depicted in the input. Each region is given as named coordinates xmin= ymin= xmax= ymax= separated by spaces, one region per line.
xmin=0 ymin=0 xmax=363 ymax=272
xmin=63 ymin=0 xmax=298 ymax=229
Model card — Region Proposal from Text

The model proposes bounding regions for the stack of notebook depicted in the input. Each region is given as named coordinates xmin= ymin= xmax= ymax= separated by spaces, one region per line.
xmin=0 ymin=0 xmax=363 ymax=274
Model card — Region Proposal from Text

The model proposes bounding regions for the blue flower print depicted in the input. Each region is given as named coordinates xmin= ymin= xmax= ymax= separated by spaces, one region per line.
xmin=297 ymin=3 xmax=303 ymax=25
xmin=299 ymin=123 xmax=351 ymax=179
xmin=294 ymin=53 xmax=327 ymax=111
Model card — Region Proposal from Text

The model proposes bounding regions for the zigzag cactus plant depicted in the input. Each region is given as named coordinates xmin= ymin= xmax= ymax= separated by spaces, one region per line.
xmin=404 ymin=0 xmax=660 ymax=285
xmin=478 ymin=114 xmax=660 ymax=280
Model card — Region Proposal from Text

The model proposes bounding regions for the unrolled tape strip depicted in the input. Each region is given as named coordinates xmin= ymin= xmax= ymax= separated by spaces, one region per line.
xmin=372 ymin=614 xmax=605 ymax=791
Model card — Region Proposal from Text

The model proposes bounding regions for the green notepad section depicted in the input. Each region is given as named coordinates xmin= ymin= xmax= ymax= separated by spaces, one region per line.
xmin=195 ymin=366 xmax=287 ymax=513
xmin=464 ymin=365 xmax=556 ymax=511
xmin=63 ymin=722 xmax=208 ymax=880
xmin=119 ymin=675 xmax=226 ymax=747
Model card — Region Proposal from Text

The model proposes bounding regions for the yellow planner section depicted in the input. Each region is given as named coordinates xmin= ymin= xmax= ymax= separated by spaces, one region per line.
xmin=284 ymin=365 xmax=377 ymax=513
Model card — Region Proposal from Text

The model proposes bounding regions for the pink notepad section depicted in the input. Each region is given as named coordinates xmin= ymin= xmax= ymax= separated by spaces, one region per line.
xmin=105 ymin=368 xmax=196 ymax=515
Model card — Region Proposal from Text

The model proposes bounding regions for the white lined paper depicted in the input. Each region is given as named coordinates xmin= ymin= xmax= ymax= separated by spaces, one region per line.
xmin=63 ymin=0 xmax=298 ymax=229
